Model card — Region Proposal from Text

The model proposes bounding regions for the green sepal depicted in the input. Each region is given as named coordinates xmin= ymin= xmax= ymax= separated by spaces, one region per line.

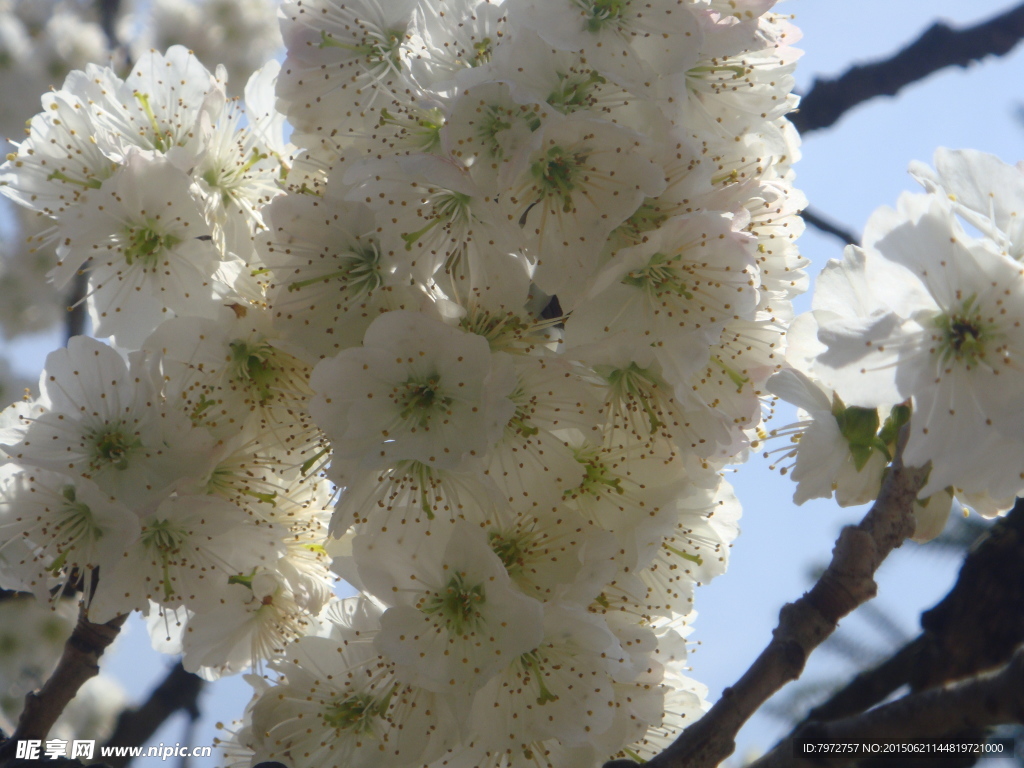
xmin=832 ymin=396 xmax=881 ymax=472
xmin=228 ymin=570 xmax=256 ymax=589
xmin=878 ymin=403 xmax=912 ymax=449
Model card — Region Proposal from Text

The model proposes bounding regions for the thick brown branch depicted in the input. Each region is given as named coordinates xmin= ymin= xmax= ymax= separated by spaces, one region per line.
xmin=751 ymin=647 xmax=1024 ymax=768
xmin=794 ymin=2 xmax=1024 ymax=134
xmin=914 ymin=498 xmax=1024 ymax=690
xmin=102 ymin=662 xmax=205 ymax=768
xmin=625 ymin=434 xmax=929 ymax=768
xmin=760 ymin=498 xmax=1024 ymax=767
xmin=0 ymin=606 xmax=127 ymax=766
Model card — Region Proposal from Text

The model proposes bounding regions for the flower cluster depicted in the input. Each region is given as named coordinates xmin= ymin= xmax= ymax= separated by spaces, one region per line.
xmin=769 ymin=148 xmax=1024 ymax=538
xmin=0 ymin=0 xmax=281 ymax=340
xmin=0 ymin=0 xmax=806 ymax=765
xmin=0 ymin=46 xmax=328 ymax=679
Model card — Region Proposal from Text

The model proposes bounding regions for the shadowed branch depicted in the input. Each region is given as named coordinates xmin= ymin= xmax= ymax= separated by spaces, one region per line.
xmin=102 ymin=663 xmax=205 ymax=768
xmin=795 ymin=2 xmax=1024 ymax=134
xmin=0 ymin=607 xmax=128 ymax=767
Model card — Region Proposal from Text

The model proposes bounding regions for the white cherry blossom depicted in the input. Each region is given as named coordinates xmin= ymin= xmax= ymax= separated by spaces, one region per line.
xmin=51 ymin=152 xmax=227 ymax=347
xmin=1 ymin=336 xmax=215 ymax=513
xmin=245 ymin=598 xmax=455 ymax=768
xmin=503 ymin=113 xmax=667 ymax=307
xmin=309 ymin=310 xmax=516 ymax=482
xmin=260 ymin=193 xmax=418 ymax=360
xmin=277 ymin=0 xmax=417 ymax=150
xmin=765 ymin=367 xmax=889 ymax=507
xmin=0 ymin=470 xmax=139 ymax=607
xmin=513 ymin=0 xmax=704 ymax=90
xmin=811 ymin=192 xmax=1024 ymax=498
xmin=356 ymin=523 xmax=544 ymax=697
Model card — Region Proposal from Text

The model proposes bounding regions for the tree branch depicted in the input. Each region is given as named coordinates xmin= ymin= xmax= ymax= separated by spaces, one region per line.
xmin=102 ymin=662 xmax=205 ymax=768
xmin=750 ymin=647 xmax=1024 ymax=768
xmin=913 ymin=499 xmax=1024 ymax=689
xmin=96 ymin=0 xmax=122 ymax=50
xmin=616 ymin=431 xmax=929 ymax=768
xmin=759 ymin=499 xmax=1024 ymax=766
xmin=794 ymin=2 xmax=1024 ymax=134
xmin=801 ymin=207 xmax=860 ymax=247
xmin=0 ymin=606 xmax=128 ymax=766
xmin=63 ymin=271 xmax=89 ymax=344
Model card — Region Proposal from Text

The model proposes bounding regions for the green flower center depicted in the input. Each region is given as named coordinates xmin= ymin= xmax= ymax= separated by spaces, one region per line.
xmin=470 ymin=38 xmax=494 ymax=66
xmin=229 ymin=338 xmax=284 ymax=406
xmin=600 ymin=361 xmax=667 ymax=433
xmin=378 ymin=107 xmax=445 ymax=152
xmin=934 ymin=296 xmax=999 ymax=369
xmin=141 ymin=519 xmax=191 ymax=598
xmin=122 ymin=222 xmax=179 ymax=267
xmin=577 ymin=0 xmax=629 ymax=32
xmin=201 ymin=146 xmax=270 ymax=205
xmin=319 ymin=28 xmax=404 ymax=70
xmin=547 ymin=70 xmax=606 ymax=113
xmin=621 ymin=251 xmax=694 ymax=298
xmin=488 ymin=529 xmax=536 ymax=577
xmin=286 ymin=243 xmax=383 ymax=297
xmin=322 ymin=693 xmax=377 ymax=733
xmin=566 ymin=447 xmax=624 ymax=498
xmin=141 ymin=519 xmax=188 ymax=555
xmin=54 ymin=485 xmax=103 ymax=548
xmin=424 ymin=572 xmax=485 ymax=635
xmin=503 ymin=380 xmax=541 ymax=438
xmin=477 ymin=106 xmax=516 ymax=158
xmin=531 ymin=145 xmax=589 ymax=213
xmin=460 ymin=310 xmax=531 ymax=351
xmin=87 ymin=424 xmax=141 ymax=471
xmin=396 ymin=376 xmax=452 ymax=427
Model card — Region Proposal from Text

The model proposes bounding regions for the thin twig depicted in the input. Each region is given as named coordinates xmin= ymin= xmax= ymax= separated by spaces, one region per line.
xmin=801 ymin=207 xmax=860 ymax=247
xmin=794 ymin=2 xmax=1024 ymax=134
xmin=96 ymin=0 xmax=122 ymax=50
xmin=0 ymin=606 xmax=128 ymax=766
xmin=750 ymin=646 xmax=1024 ymax=768
xmin=618 ymin=431 xmax=930 ymax=768
xmin=63 ymin=271 xmax=89 ymax=344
